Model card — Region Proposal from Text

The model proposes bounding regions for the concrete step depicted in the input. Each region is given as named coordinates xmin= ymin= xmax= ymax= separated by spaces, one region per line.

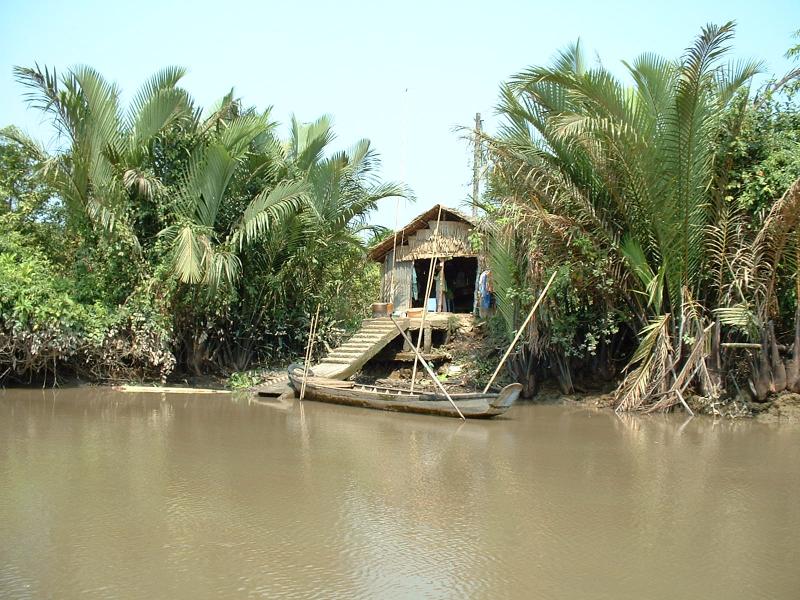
xmin=321 ymin=357 xmax=352 ymax=364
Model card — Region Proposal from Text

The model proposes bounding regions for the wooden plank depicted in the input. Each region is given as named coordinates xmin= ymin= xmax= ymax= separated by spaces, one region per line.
xmin=257 ymin=318 xmax=411 ymax=396
xmin=113 ymin=385 xmax=230 ymax=394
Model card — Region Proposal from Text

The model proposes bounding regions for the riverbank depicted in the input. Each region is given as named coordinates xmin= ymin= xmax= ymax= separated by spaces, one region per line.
xmin=11 ymin=315 xmax=800 ymax=423
xmin=545 ymin=388 xmax=800 ymax=423
xmin=346 ymin=317 xmax=800 ymax=423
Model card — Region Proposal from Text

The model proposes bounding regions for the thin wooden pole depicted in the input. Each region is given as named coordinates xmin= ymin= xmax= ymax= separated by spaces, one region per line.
xmin=301 ymin=307 xmax=320 ymax=400
xmin=483 ymin=271 xmax=558 ymax=394
xmin=410 ymin=205 xmax=443 ymax=393
xmin=388 ymin=196 xmax=401 ymax=304
xmin=387 ymin=229 xmax=405 ymax=307
xmin=472 ymin=112 xmax=482 ymax=217
xmin=720 ymin=342 xmax=764 ymax=350
xmin=300 ymin=314 xmax=314 ymax=400
xmin=300 ymin=304 xmax=320 ymax=401
xmin=391 ymin=317 xmax=465 ymax=420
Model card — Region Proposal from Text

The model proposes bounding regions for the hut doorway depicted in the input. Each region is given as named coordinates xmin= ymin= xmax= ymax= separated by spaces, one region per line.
xmin=444 ymin=257 xmax=477 ymax=313
xmin=410 ymin=257 xmax=477 ymax=313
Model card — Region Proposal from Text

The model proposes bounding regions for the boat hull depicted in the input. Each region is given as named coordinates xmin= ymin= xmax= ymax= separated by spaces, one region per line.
xmin=285 ymin=364 xmax=522 ymax=419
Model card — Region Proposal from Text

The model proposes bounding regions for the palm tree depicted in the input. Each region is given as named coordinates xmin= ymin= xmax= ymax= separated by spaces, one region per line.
xmin=6 ymin=65 xmax=192 ymax=244
xmin=158 ymin=111 xmax=305 ymax=292
xmin=5 ymin=66 xmax=407 ymax=374
xmin=485 ymin=22 xmax=790 ymax=410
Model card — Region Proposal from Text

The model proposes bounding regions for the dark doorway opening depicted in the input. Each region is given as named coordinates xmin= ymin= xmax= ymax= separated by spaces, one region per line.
xmin=411 ymin=256 xmax=478 ymax=312
xmin=444 ymin=257 xmax=478 ymax=313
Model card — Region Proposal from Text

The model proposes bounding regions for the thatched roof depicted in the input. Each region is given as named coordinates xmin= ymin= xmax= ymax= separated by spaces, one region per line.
xmin=368 ymin=204 xmax=477 ymax=262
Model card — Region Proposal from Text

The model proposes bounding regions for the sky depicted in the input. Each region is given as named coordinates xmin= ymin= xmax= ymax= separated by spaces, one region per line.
xmin=1 ymin=0 xmax=799 ymax=228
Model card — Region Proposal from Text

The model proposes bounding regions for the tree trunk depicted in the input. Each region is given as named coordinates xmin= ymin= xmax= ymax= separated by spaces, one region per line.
xmin=768 ymin=321 xmax=787 ymax=393
xmin=788 ymin=307 xmax=800 ymax=392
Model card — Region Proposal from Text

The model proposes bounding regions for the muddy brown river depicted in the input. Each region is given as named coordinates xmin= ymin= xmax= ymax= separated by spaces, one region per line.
xmin=1 ymin=388 xmax=799 ymax=599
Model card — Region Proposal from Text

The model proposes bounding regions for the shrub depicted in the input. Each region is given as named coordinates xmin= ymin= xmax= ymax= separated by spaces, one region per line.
xmin=0 ymin=229 xmax=175 ymax=383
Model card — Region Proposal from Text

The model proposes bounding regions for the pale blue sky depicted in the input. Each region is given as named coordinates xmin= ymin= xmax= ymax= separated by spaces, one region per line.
xmin=1 ymin=0 xmax=798 ymax=227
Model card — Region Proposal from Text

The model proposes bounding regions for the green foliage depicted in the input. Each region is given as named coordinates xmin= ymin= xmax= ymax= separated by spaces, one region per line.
xmin=0 ymin=229 xmax=98 ymax=342
xmin=0 ymin=137 xmax=63 ymax=257
xmin=0 ymin=227 xmax=174 ymax=382
xmin=1 ymin=64 xmax=404 ymax=382
xmin=727 ymin=92 xmax=800 ymax=220
xmin=227 ymin=369 xmax=265 ymax=390
xmin=494 ymin=22 xmax=760 ymax=319
xmin=485 ymin=23 xmax=800 ymax=408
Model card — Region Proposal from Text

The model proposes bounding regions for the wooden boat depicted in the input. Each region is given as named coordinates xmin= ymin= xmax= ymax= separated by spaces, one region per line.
xmin=287 ymin=363 xmax=522 ymax=419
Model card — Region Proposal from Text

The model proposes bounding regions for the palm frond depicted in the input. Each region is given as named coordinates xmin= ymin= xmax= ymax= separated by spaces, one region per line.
xmin=171 ymin=225 xmax=206 ymax=284
xmin=615 ymin=314 xmax=672 ymax=411
xmin=231 ymin=180 xmax=308 ymax=249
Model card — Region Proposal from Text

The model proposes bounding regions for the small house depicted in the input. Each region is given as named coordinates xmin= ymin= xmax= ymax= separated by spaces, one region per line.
xmin=368 ymin=205 xmax=481 ymax=313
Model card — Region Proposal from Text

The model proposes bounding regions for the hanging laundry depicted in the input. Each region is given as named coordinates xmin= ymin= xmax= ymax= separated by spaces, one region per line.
xmin=478 ymin=270 xmax=494 ymax=317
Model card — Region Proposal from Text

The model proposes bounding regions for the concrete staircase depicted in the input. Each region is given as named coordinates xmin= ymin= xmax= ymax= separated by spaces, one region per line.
xmin=256 ymin=317 xmax=408 ymax=397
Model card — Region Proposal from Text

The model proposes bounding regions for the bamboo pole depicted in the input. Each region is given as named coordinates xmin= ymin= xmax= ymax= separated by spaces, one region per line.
xmin=410 ymin=206 xmax=443 ymax=393
xmin=390 ymin=317 xmax=466 ymax=420
xmin=483 ymin=271 xmax=558 ymax=394
xmin=719 ymin=342 xmax=789 ymax=352
xmin=300 ymin=304 xmax=320 ymax=401
xmin=720 ymin=342 xmax=764 ymax=350
xmin=301 ymin=307 xmax=320 ymax=400
xmin=388 ymin=214 xmax=400 ymax=303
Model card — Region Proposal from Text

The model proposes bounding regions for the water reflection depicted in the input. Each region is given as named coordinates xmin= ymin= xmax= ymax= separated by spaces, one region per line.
xmin=1 ymin=388 xmax=799 ymax=599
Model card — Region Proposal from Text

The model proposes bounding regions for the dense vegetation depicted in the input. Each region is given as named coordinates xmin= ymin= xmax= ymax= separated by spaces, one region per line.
xmin=3 ymin=24 xmax=799 ymax=416
xmin=482 ymin=22 xmax=800 ymax=412
xmin=1 ymin=67 xmax=401 ymax=384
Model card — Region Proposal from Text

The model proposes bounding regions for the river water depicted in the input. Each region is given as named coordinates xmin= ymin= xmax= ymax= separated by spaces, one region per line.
xmin=1 ymin=388 xmax=799 ymax=599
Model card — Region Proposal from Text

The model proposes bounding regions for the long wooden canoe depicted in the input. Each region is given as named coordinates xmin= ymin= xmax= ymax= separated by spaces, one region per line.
xmin=286 ymin=364 xmax=522 ymax=419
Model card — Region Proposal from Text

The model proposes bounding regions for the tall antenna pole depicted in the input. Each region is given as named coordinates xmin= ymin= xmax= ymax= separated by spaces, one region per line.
xmin=472 ymin=112 xmax=482 ymax=216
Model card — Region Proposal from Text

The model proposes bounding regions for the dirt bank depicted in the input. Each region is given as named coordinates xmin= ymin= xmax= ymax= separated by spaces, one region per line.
xmin=751 ymin=392 xmax=800 ymax=423
xmin=350 ymin=315 xmax=800 ymax=422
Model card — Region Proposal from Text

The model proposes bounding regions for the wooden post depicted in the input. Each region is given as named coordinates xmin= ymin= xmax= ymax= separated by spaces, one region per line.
xmin=472 ymin=112 xmax=482 ymax=217
xmin=410 ymin=206 xmax=443 ymax=393
xmin=403 ymin=335 xmax=412 ymax=352
xmin=390 ymin=317 xmax=465 ymax=420
xmin=483 ymin=271 xmax=557 ymax=393
xmin=423 ymin=326 xmax=432 ymax=353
